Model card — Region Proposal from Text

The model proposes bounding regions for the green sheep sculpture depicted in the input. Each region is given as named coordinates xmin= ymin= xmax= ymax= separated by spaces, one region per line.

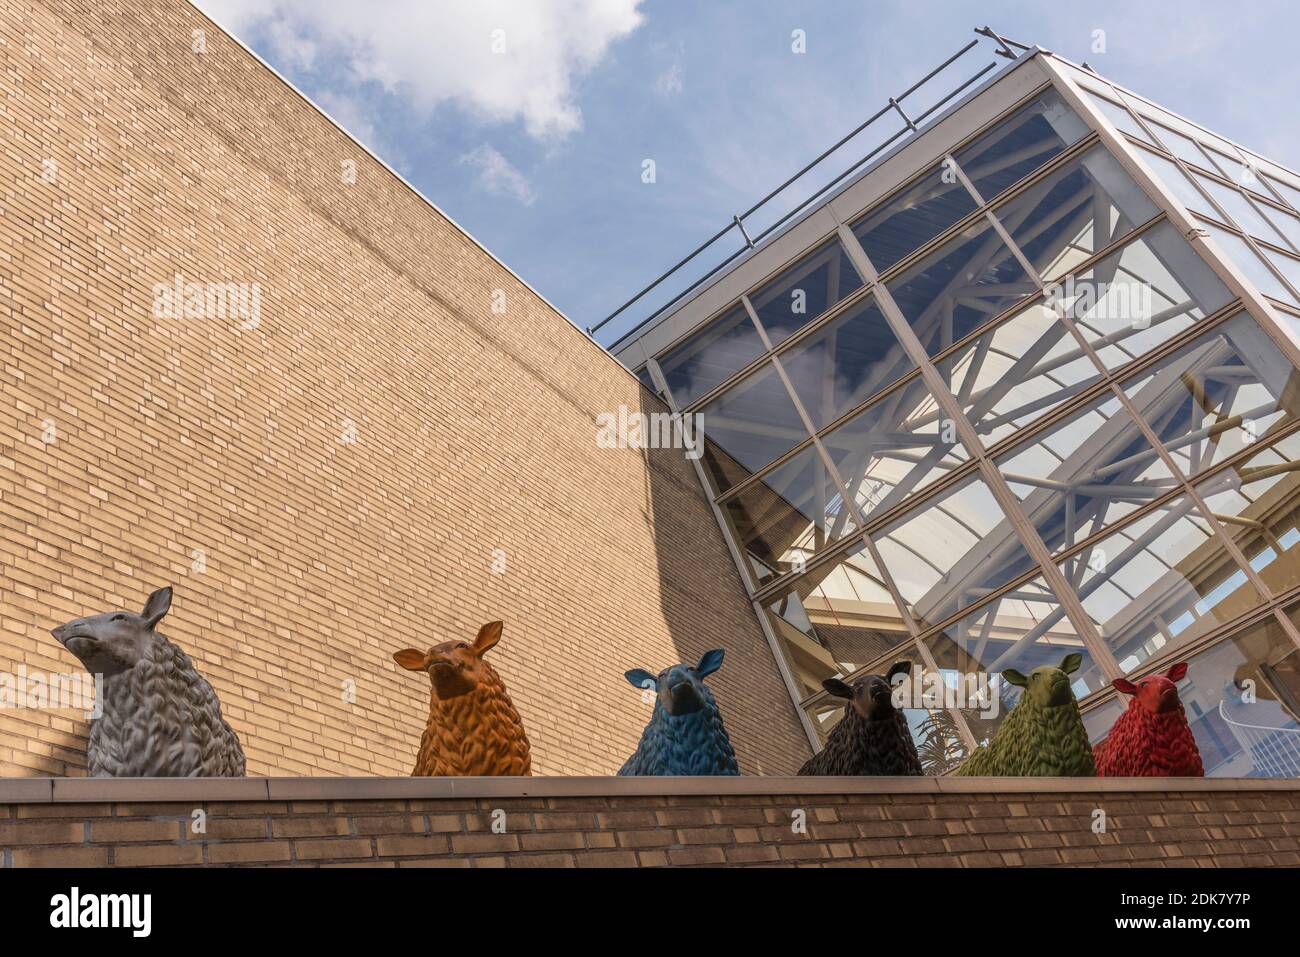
xmin=956 ymin=653 xmax=1096 ymax=777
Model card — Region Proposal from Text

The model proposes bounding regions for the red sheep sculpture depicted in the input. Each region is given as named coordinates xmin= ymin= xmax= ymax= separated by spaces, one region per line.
xmin=1094 ymin=662 xmax=1204 ymax=777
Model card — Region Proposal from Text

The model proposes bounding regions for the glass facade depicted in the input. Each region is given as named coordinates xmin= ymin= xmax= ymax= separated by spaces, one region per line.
xmin=630 ymin=54 xmax=1300 ymax=773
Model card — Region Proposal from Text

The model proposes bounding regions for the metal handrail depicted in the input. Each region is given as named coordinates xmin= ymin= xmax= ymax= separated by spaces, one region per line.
xmin=593 ymin=26 xmax=1035 ymax=353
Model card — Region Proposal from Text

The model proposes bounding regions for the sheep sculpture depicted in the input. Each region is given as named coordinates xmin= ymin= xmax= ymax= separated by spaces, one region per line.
xmin=393 ymin=620 xmax=531 ymax=776
xmin=956 ymin=653 xmax=1095 ymax=777
xmin=1095 ymin=662 xmax=1204 ymax=776
xmin=798 ymin=661 xmax=922 ymax=776
xmin=50 ymin=586 xmax=246 ymax=777
xmin=618 ymin=649 xmax=738 ymax=776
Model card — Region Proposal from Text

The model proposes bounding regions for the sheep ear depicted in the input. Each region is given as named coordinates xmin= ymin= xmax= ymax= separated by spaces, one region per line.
xmin=140 ymin=586 xmax=172 ymax=629
xmin=695 ymin=648 xmax=724 ymax=677
xmin=1002 ymin=669 xmax=1029 ymax=688
xmin=1113 ymin=677 xmax=1138 ymax=695
xmin=885 ymin=660 xmax=912 ymax=686
xmin=822 ymin=678 xmax=853 ymax=699
xmin=625 ymin=669 xmax=657 ymax=690
xmin=1165 ymin=661 xmax=1188 ymax=682
xmin=393 ymin=649 xmax=426 ymax=671
xmin=1059 ymin=653 xmax=1082 ymax=675
xmin=472 ymin=621 xmax=503 ymax=655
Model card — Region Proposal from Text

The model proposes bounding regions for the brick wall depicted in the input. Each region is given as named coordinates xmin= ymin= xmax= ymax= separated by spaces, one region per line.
xmin=3 ymin=777 xmax=1296 ymax=867
xmin=0 ymin=0 xmax=811 ymax=777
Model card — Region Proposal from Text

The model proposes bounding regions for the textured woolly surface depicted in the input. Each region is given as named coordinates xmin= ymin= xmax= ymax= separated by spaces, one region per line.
xmin=412 ymin=666 xmax=531 ymax=776
xmin=1095 ymin=703 xmax=1205 ymax=776
xmin=90 ymin=635 xmax=245 ymax=777
xmin=618 ymin=689 xmax=738 ymax=776
xmin=958 ymin=694 xmax=1095 ymax=777
xmin=798 ymin=709 xmax=922 ymax=776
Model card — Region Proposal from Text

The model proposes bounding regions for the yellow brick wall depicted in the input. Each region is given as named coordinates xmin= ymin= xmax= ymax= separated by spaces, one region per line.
xmin=0 ymin=0 xmax=811 ymax=776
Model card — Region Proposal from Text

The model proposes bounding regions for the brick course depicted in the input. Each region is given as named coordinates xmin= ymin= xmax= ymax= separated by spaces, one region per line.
xmin=2 ymin=777 xmax=1295 ymax=867
xmin=0 ymin=0 xmax=810 ymax=776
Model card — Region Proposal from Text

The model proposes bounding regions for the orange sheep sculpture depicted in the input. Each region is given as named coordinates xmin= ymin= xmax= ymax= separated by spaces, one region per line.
xmin=393 ymin=620 xmax=531 ymax=776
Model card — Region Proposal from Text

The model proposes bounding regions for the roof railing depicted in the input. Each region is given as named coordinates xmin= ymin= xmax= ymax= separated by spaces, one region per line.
xmin=593 ymin=26 xmax=1035 ymax=353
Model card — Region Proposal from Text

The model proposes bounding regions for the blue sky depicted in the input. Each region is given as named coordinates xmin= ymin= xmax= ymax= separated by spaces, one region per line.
xmin=196 ymin=1 xmax=1300 ymax=346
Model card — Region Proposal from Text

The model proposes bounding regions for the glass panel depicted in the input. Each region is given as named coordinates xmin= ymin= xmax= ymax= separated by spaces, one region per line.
xmin=1122 ymin=313 xmax=1300 ymax=479
xmin=850 ymin=162 xmax=979 ymax=273
xmin=778 ymin=295 xmax=913 ymax=430
xmin=924 ymin=574 xmax=1106 ymax=701
xmin=873 ymin=473 xmax=1039 ymax=630
xmin=1087 ymin=93 xmax=1153 ymax=145
xmin=820 ymin=373 xmax=968 ymax=526
xmin=1058 ymin=221 xmax=1231 ymax=373
xmin=657 ymin=303 xmax=765 ymax=407
xmin=698 ymin=360 xmax=809 ymax=493
xmin=996 ymin=391 xmax=1177 ymax=555
xmin=886 ymin=218 xmax=1038 ymax=356
xmin=1154 ymin=614 xmax=1300 ymax=777
xmin=747 ymin=239 xmax=864 ymax=345
xmin=1134 ymin=146 xmax=1217 ymax=219
xmin=995 ymin=145 xmax=1156 ymax=283
xmin=1258 ymin=204 xmax=1300 ymax=252
xmin=1202 ymin=222 xmax=1299 ymax=304
xmin=1261 ymin=246 xmax=1300 ymax=295
xmin=954 ymin=89 xmax=1089 ymax=202
xmin=720 ymin=443 xmax=857 ymax=586
xmin=938 ymin=300 xmax=1102 ymax=447
xmin=1196 ymin=431 xmax=1300 ymax=596
xmin=634 ymin=365 xmax=658 ymax=394
xmin=763 ymin=541 xmax=911 ymax=700
xmin=1082 ymin=696 xmax=1127 ymax=748
xmin=1192 ymin=173 xmax=1288 ymax=247
xmin=1264 ymin=174 xmax=1300 ymax=214
xmin=1143 ymin=118 xmax=1217 ymax=172
xmin=1062 ymin=494 xmax=1263 ymax=675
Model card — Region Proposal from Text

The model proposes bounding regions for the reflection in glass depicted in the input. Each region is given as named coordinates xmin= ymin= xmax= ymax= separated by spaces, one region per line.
xmin=1060 ymin=222 xmax=1230 ymax=373
xmin=1087 ymin=93 xmax=1152 ymax=144
xmin=698 ymin=361 xmax=809 ymax=493
xmin=997 ymin=392 xmax=1177 ymax=554
xmin=720 ymin=443 xmax=857 ymax=586
xmin=1196 ymin=431 xmax=1300 ymax=596
xmin=874 ymin=474 xmax=1037 ymax=630
xmin=851 ymin=162 xmax=979 ymax=273
xmin=1063 ymin=494 xmax=1262 ymax=675
xmin=939 ymin=301 xmax=1101 ymax=447
xmin=954 ymin=90 xmax=1089 ymax=202
xmin=778 ymin=295 xmax=913 ymax=430
xmin=1135 ymin=146 xmax=1217 ymax=219
xmin=1193 ymin=172 xmax=1287 ymax=247
xmin=657 ymin=303 xmax=765 ymax=408
xmin=763 ymin=541 xmax=911 ymax=700
xmin=994 ymin=146 xmax=1156 ymax=282
xmin=886 ymin=218 xmax=1038 ymax=356
xmin=820 ymin=373 xmax=968 ymax=526
xmin=748 ymin=239 xmax=863 ymax=345
xmin=1122 ymin=313 xmax=1300 ymax=479
xmin=924 ymin=575 xmax=1104 ymax=701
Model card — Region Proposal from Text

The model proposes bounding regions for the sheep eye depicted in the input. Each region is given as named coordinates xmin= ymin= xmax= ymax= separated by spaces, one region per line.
xmin=455 ymin=642 xmax=469 ymax=650
xmin=111 ymin=614 xmax=126 ymax=622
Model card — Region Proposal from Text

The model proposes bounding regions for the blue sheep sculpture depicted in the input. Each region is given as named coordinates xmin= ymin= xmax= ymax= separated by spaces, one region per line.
xmin=618 ymin=649 xmax=739 ymax=776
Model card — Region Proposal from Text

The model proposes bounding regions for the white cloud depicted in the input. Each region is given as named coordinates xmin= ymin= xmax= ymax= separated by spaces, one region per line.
xmin=196 ymin=0 xmax=645 ymax=141
xmin=460 ymin=144 xmax=537 ymax=205
xmin=653 ymin=62 xmax=683 ymax=95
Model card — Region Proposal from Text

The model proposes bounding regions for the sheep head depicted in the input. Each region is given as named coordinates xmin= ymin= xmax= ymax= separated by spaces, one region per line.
xmin=1002 ymin=652 xmax=1082 ymax=709
xmin=393 ymin=621 xmax=504 ymax=700
xmin=822 ymin=660 xmax=911 ymax=721
xmin=51 ymin=586 xmax=173 ymax=676
xmin=1113 ymin=661 xmax=1188 ymax=715
xmin=624 ymin=649 xmax=724 ymax=716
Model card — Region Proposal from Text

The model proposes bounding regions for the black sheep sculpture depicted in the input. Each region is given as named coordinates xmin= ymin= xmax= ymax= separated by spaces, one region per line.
xmin=799 ymin=661 xmax=922 ymax=776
